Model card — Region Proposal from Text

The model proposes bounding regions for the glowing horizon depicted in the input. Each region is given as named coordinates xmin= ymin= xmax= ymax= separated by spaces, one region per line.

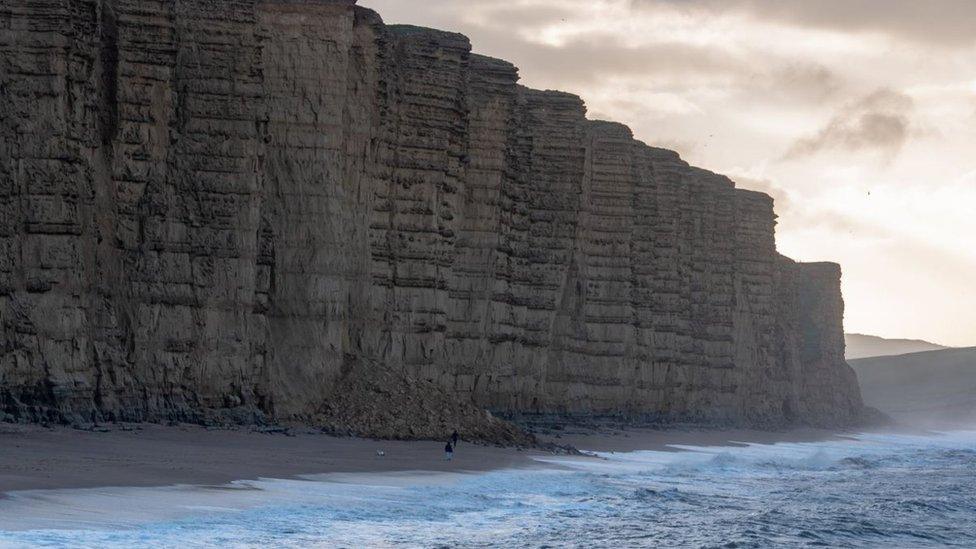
xmin=362 ymin=0 xmax=976 ymax=347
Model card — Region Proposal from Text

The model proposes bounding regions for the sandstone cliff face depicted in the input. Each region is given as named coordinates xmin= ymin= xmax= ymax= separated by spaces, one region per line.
xmin=0 ymin=0 xmax=863 ymax=432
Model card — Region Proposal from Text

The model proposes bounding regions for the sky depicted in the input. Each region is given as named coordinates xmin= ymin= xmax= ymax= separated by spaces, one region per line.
xmin=361 ymin=0 xmax=976 ymax=347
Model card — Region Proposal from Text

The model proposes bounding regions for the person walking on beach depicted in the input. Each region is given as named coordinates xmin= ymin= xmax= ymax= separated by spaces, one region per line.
xmin=445 ymin=441 xmax=454 ymax=461
xmin=451 ymin=429 xmax=460 ymax=447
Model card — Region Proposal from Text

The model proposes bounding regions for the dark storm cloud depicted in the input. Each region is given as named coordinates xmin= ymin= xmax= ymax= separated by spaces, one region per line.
xmin=642 ymin=0 xmax=976 ymax=46
xmin=785 ymin=89 xmax=914 ymax=159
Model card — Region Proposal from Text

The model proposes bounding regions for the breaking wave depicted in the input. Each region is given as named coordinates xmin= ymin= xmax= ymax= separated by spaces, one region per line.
xmin=2 ymin=430 xmax=975 ymax=547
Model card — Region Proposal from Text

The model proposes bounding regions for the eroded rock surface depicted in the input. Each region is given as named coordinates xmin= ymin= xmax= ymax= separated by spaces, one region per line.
xmin=0 ymin=0 xmax=864 ymax=436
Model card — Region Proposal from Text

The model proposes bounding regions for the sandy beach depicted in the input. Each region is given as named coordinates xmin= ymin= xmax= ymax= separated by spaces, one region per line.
xmin=0 ymin=422 xmax=852 ymax=496
xmin=5 ymin=423 xmax=968 ymax=547
xmin=0 ymin=423 xmax=544 ymax=495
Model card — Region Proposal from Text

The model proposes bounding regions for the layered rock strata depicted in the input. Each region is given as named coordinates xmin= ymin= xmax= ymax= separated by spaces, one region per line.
xmin=0 ymin=0 xmax=864 ymax=433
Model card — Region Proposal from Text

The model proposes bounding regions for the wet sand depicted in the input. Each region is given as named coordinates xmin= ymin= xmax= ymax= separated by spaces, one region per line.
xmin=0 ymin=423 xmax=852 ymax=496
xmin=0 ymin=423 xmax=538 ymax=495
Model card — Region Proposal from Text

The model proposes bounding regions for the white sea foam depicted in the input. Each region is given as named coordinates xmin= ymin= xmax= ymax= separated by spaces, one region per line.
xmin=2 ymin=429 xmax=975 ymax=547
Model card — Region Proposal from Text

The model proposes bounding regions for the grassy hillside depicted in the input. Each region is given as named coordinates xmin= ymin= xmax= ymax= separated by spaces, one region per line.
xmin=845 ymin=333 xmax=948 ymax=360
xmin=850 ymin=347 xmax=976 ymax=427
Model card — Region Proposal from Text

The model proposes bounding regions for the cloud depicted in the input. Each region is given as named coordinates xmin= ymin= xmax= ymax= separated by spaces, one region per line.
xmin=462 ymin=29 xmax=749 ymax=88
xmin=730 ymin=175 xmax=793 ymax=213
xmin=470 ymin=4 xmax=578 ymax=29
xmin=792 ymin=208 xmax=896 ymax=242
xmin=784 ymin=89 xmax=914 ymax=160
xmin=767 ymin=63 xmax=841 ymax=102
xmin=644 ymin=0 xmax=976 ymax=47
xmin=366 ymin=0 xmax=867 ymax=121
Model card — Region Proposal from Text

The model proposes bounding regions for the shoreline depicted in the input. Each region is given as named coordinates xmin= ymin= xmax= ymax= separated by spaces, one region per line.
xmin=0 ymin=422 xmax=860 ymax=497
xmin=0 ymin=423 xmax=542 ymax=496
xmin=2 ymin=426 xmax=972 ymax=545
xmin=532 ymin=425 xmax=861 ymax=453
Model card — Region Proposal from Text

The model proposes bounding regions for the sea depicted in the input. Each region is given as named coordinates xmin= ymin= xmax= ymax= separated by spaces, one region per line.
xmin=1 ymin=429 xmax=974 ymax=548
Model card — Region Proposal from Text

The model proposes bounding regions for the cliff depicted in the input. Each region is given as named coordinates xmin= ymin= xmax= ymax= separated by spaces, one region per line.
xmin=0 ymin=0 xmax=864 ymax=436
